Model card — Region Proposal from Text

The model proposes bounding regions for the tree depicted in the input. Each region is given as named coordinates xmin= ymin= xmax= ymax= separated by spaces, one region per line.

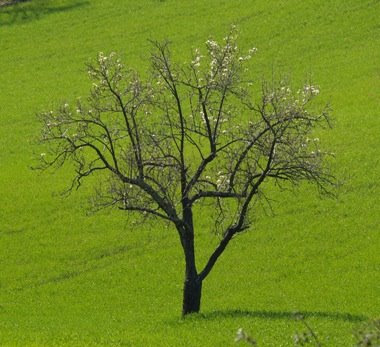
xmin=38 ymin=28 xmax=335 ymax=316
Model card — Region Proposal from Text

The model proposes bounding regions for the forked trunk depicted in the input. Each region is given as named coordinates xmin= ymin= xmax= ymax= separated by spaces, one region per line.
xmin=182 ymin=275 xmax=202 ymax=316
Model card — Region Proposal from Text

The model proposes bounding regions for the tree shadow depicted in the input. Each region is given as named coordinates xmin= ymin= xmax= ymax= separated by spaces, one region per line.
xmin=0 ymin=0 xmax=89 ymax=27
xmin=195 ymin=309 xmax=367 ymax=323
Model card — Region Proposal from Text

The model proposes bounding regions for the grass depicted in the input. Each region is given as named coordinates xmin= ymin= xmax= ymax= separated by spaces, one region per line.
xmin=0 ymin=0 xmax=379 ymax=345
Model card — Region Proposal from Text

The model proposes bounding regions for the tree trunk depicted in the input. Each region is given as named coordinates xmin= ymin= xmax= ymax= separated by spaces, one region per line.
xmin=182 ymin=275 xmax=202 ymax=316
xmin=180 ymin=200 xmax=202 ymax=316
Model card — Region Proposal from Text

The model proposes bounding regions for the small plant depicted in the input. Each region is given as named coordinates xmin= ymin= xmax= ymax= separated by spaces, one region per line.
xmin=0 ymin=0 xmax=28 ymax=7
xmin=235 ymin=313 xmax=322 ymax=346
xmin=293 ymin=313 xmax=322 ymax=346
xmin=235 ymin=328 xmax=257 ymax=345
xmin=355 ymin=318 xmax=380 ymax=346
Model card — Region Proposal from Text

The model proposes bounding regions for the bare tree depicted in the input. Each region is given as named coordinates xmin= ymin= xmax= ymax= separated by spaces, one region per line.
xmin=38 ymin=28 xmax=335 ymax=316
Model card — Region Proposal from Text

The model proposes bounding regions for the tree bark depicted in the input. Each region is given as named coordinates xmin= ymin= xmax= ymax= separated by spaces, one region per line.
xmin=180 ymin=202 xmax=203 ymax=316
xmin=181 ymin=233 xmax=202 ymax=316
xmin=182 ymin=275 xmax=202 ymax=315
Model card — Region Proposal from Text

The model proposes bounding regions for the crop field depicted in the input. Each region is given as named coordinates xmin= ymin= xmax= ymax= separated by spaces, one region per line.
xmin=0 ymin=0 xmax=379 ymax=345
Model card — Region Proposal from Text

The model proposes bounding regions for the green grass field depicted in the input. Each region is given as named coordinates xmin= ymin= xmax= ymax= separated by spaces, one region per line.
xmin=1 ymin=0 xmax=379 ymax=345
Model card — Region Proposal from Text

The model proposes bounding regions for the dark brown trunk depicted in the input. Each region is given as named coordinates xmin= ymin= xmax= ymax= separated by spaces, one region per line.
xmin=181 ymin=233 xmax=202 ymax=316
xmin=180 ymin=200 xmax=202 ymax=316
xmin=182 ymin=275 xmax=202 ymax=316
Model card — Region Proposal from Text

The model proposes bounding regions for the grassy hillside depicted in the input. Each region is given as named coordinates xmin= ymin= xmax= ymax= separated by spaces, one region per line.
xmin=0 ymin=0 xmax=379 ymax=345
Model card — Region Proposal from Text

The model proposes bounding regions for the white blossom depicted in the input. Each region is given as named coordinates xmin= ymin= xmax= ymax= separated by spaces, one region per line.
xmin=248 ymin=47 xmax=258 ymax=55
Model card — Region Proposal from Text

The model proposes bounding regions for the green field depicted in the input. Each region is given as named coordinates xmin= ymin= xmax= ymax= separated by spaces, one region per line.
xmin=0 ymin=0 xmax=379 ymax=345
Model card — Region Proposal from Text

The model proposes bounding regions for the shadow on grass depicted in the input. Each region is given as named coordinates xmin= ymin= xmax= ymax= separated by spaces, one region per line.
xmin=0 ymin=0 xmax=89 ymax=27
xmin=194 ymin=309 xmax=367 ymax=323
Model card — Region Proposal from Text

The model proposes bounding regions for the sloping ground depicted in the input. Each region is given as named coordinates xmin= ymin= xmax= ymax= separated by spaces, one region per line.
xmin=0 ymin=0 xmax=379 ymax=345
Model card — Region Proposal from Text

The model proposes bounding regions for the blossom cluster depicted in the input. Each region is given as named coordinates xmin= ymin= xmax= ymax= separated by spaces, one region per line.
xmin=216 ymin=171 xmax=230 ymax=190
